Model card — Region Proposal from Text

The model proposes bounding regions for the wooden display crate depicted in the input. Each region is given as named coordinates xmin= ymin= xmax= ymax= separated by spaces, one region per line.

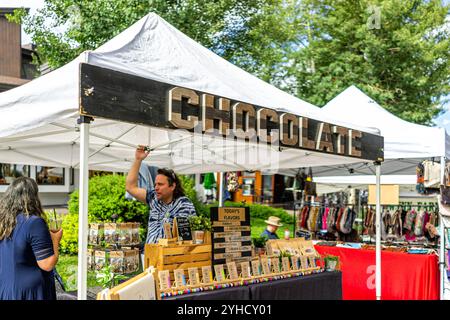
xmin=144 ymin=242 xmax=212 ymax=280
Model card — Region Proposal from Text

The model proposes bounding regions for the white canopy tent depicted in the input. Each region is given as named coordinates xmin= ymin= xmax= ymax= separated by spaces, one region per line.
xmin=296 ymin=85 xmax=448 ymax=299
xmin=0 ymin=14 xmax=384 ymax=299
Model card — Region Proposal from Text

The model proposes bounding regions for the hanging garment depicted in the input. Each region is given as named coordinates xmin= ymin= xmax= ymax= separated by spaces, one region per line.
xmin=300 ymin=206 xmax=309 ymax=229
xmin=423 ymin=160 xmax=441 ymax=188
xmin=327 ymin=207 xmax=337 ymax=233
xmin=315 ymin=207 xmax=324 ymax=232
xmin=341 ymin=207 xmax=356 ymax=235
xmin=422 ymin=211 xmax=431 ymax=235
xmin=400 ymin=208 xmax=407 ymax=228
xmin=321 ymin=207 xmax=329 ymax=232
xmin=414 ymin=210 xmax=426 ymax=237
xmin=429 ymin=211 xmax=437 ymax=226
xmin=363 ymin=207 xmax=372 ymax=235
xmin=335 ymin=207 xmax=345 ymax=233
xmin=386 ymin=210 xmax=402 ymax=239
xmin=416 ymin=163 xmax=425 ymax=194
xmin=298 ymin=206 xmax=305 ymax=229
xmin=404 ymin=209 xmax=417 ymax=231
xmin=308 ymin=207 xmax=319 ymax=231
xmin=381 ymin=210 xmax=388 ymax=240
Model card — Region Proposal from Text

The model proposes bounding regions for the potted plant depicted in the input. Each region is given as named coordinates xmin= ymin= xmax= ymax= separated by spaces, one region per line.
xmin=252 ymin=236 xmax=268 ymax=256
xmin=95 ymin=265 xmax=128 ymax=289
xmin=189 ymin=215 xmax=211 ymax=244
xmin=323 ymin=255 xmax=340 ymax=272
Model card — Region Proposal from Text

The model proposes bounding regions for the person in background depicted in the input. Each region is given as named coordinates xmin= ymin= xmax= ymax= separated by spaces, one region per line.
xmin=0 ymin=177 xmax=63 ymax=300
xmin=261 ymin=216 xmax=283 ymax=240
xmin=126 ymin=146 xmax=197 ymax=244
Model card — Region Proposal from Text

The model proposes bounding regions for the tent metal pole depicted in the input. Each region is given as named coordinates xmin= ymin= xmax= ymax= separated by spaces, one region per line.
xmin=219 ymin=172 xmax=224 ymax=207
xmin=375 ymin=161 xmax=382 ymax=300
xmin=440 ymin=156 xmax=446 ymax=300
xmin=77 ymin=116 xmax=92 ymax=300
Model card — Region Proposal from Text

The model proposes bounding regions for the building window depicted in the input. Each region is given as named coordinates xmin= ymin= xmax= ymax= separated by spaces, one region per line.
xmin=0 ymin=164 xmax=30 ymax=185
xmin=36 ymin=166 xmax=65 ymax=185
xmin=70 ymin=168 xmax=75 ymax=186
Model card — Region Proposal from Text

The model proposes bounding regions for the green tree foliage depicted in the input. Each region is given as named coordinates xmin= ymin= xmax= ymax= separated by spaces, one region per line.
xmin=8 ymin=0 xmax=286 ymax=73
xmin=277 ymin=0 xmax=450 ymax=124
xmin=8 ymin=0 xmax=448 ymax=124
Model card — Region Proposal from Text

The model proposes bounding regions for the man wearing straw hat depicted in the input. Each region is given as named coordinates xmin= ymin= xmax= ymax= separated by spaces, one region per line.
xmin=260 ymin=216 xmax=282 ymax=240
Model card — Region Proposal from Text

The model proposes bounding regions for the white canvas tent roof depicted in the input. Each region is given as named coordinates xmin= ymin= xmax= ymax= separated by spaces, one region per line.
xmin=267 ymin=85 xmax=449 ymax=178
xmin=323 ymin=85 xmax=450 ymax=160
xmin=0 ymin=14 xmax=381 ymax=174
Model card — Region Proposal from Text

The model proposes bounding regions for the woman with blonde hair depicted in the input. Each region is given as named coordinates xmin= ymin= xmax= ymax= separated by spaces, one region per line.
xmin=0 ymin=177 xmax=62 ymax=300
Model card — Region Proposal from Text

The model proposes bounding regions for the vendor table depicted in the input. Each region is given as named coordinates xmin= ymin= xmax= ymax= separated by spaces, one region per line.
xmin=164 ymin=271 xmax=342 ymax=300
xmin=315 ymin=245 xmax=439 ymax=300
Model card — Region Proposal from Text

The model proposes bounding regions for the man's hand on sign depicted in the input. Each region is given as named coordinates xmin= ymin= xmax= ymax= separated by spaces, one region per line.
xmin=136 ymin=145 xmax=150 ymax=161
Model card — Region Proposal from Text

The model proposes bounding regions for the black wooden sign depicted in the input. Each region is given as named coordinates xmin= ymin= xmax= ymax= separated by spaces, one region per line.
xmin=79 ymin=63 xmax=384 ymax=161
xmin=210 ymin=207 xmax=252 ymax=269
xmin=176 ymin=217 xmax=192 ymax=241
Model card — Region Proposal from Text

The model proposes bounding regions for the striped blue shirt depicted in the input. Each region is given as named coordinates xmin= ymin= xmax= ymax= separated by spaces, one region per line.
xmin=145 ymin=189 xmax=196 ymax=243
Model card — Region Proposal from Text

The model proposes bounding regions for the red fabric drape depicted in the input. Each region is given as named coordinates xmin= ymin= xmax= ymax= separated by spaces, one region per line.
xmin=315 ymin=245 xmax=440 ymax=300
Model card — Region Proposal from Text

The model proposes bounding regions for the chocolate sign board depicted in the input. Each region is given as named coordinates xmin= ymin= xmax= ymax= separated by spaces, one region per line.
xmin=80 ymin=63 xmax=384 ymax=162
xmin=210 ymin=207 xmax=252 ymax=269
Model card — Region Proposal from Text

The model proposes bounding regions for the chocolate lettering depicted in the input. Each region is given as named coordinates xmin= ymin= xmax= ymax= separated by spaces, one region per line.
xmin=167 ymin=87 xmax=199 ymax=129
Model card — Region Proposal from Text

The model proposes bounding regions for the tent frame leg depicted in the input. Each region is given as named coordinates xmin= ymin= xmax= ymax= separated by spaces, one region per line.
xmin=440 ymin=156 xmax=446 ymax=300
xmin=374 ymin=161 xmax=382 ymax=300
xmin=77 ymin=116 xmax=92 ymax=300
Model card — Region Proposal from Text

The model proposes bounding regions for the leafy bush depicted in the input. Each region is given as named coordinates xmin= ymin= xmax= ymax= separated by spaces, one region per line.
xmin=60 ymin=211 xmax=79 ymax=255
xmin=68 ymin=174 xmax=149 ymax=224
xmin=189 ymin=215 xmax=212 ymax=231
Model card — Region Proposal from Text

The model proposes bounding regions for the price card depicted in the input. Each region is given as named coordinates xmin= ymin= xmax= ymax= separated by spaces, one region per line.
xmin=271 ymin=259 xmax=281 ymax=273
xmin=201 ymin=265 xmax=213 ymax=284
xmin=251 ymin=260 xmax=261 ymax=276
xmin=226 ymin=262 xmax=239 ymax=280
xmin=188 ymin=267 xmax=200 ymax=286
xmin=300 ymin=256 xmax=309 ymax=270
xmin=261 ymin=257 xmax=271 ymax=275
xmin=173 ymin=269 xmax=186 ymax=288
xmin=163 ymin=223 xmax=172 ymax=239
xmin=158 ymin=270 xmax=171 ymax=291
xmin=290 ymin=256 xmax=300 ymax=270
xmin=308 ymin=256 xmax=316 ymax=268
xmin=214 ymin=264 xmax=226 ymax=282
xmin=240 ymin=261 xmax=251 ymax=278
xmin=282 ymin=257 xmax=291 ymax=272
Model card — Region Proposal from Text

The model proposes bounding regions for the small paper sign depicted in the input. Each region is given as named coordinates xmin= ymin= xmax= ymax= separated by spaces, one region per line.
xmin=241 ymin=261 xmax=251 ymax=278
xmin=261 ymin=258 xmax=271 ymax=275
xmin=163 ymin=223 xmax=173 ymax=239
xmin=188 ymin=267 xmax=200 ymax=286
xmin=272 ymin=259 xmax=281 ymax=273
xmin=158 ymin=270 xmax=171 ymax=291
xmin=214 ymin=264 xmax=226 ymax=282
xmin=300 ymin=256 xmax=309 ymax=270
xmin=226 ymin=262 xmax=239 ymax=280
xmin=308 ymin=256 xmax=316 ymax=268
xmin=291 ymin=256 xmax=300 ymax=270
xmin=282 ymin=257 xmax=291 ymax=272
xmin=201 ymin=266 xmax=213 ymax=284
xmin=174 ymin=269 xmax=186 ymax=288
xmin=251 ymin=260 xmax=261 ymax=276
